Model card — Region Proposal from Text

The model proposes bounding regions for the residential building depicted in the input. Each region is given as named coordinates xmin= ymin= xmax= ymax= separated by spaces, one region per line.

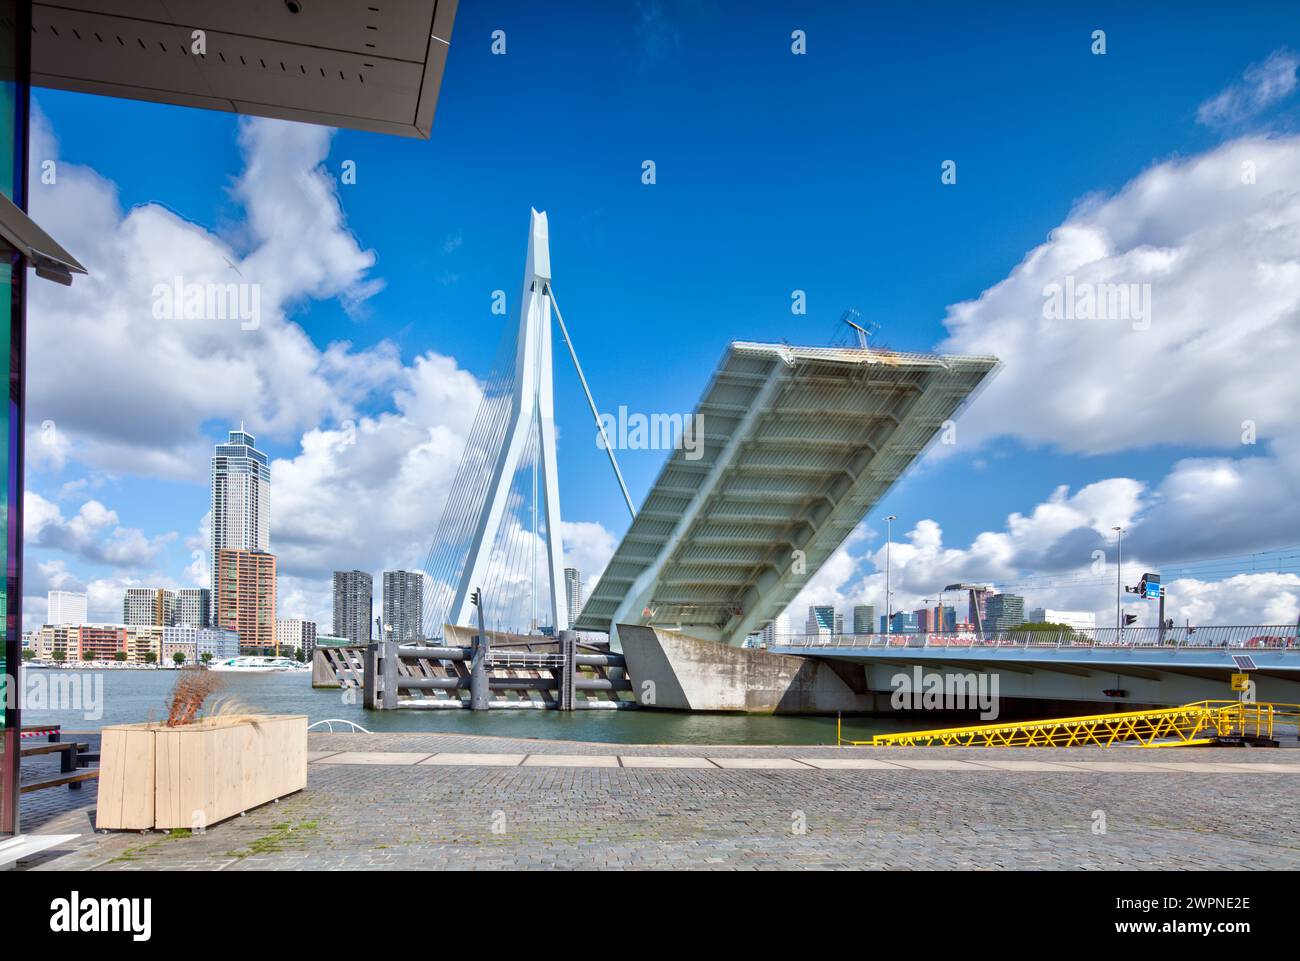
xmin=852 ymin=604 xmax=875 ymax=635
xmin=29 ymin=626 xmax=72 ymax=660
xmin=986 ymin=593 xmax=1026 ymax=632
xmin=382 ymin=571 xmax=423 ymax=641
xmin=164 ymin=625 xmax=240 ymax=664
xmin=210 ymin=426 xmax=270 ymax=623
xmin=125 ymin=624 xmax=164 ymax=663
xmin=916 ymin=605 xmax=957 ymax=633
xmin=761 ymin=612 xmax=791 ymax=646
xmin=215 ymin=549 xmax=277 ymax=652
xmin=564 ymin=568 xmax=584 ymax=629
xmin=177 ymin=588 xmax=211 ymax=628
xmin=276 ymin=618 xmax=318 ymax=658
xmin=161 ymin=627 xmax=195 ymax=665
xmin=333 ymin=571 xmax=373 ymax=645
xmin=805 ymin=605 xmax=835 ymax=636
xmin=46 ymin=589 xmax=86 ymax=626
xmin=79 ymin=624 xmax=129 ymax=661
xmin=30 ymin=623 xmax=175 ymax=663
xmin=123 ymin=588 xmax=176 ymax=627
xmin=1027 ymin=608 xmax=1097 ymax=632
xmin=198 ymin=628 xmax=241 ymax=662
xmin=887 ymin=611 xmax=919 ymax=633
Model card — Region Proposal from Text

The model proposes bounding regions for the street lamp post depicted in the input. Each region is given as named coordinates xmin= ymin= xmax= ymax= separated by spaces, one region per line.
xmin=1113 ymin=526 xmax=1125 ymax=637
xmin=884 ymin=515 xmax=897 ymax=636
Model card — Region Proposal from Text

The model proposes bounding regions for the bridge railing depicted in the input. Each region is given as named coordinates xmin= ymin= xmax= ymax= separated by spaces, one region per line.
xmin=771 ymin=625 xmax=1300 ymax=652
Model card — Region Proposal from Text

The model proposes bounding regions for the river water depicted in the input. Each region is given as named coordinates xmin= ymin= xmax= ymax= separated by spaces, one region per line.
xmin=19 ymin=668 xmax=919 ymax=745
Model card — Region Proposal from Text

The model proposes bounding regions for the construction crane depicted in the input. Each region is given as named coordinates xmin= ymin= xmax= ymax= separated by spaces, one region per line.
xmin=944 ymin=583 xmax=995 ymax=636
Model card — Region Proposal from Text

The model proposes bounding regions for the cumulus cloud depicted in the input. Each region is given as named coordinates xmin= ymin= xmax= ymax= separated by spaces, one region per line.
xmin=781 ymin=134 xmax=1300 ymax=630
xmin=22 ymin=104 xmax=621 ymax=637
xmin=25 ymin=107 xmax=398 ymax=480
xmin=941 ymin=136 xmax=1300 ymax=456
xmin=24 ymin=492 xmax=173 ymax=568
xmin=561 ymin=520 xmax=618 ymax=597
xmin=783 ymin=511 xmax=1298 ymax=632
xmin=932 ymin=134 xmax=1300 ymax=588
xmin=1197 ymin=49 xmax=1300 ymax=128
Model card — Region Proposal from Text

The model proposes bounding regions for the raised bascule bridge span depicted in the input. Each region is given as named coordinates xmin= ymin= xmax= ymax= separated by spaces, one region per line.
xmin=369 ymin=209 xmax=1299 ymax=717
xmin=376 ymin=208 xmax=1000 ymax=713
xmin=574 ymin=343 xmax=999 ymax=649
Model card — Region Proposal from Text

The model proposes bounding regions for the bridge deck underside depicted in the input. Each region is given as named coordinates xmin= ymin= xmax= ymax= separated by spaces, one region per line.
xmin=575 ymin=343 xmax=997 ymax=646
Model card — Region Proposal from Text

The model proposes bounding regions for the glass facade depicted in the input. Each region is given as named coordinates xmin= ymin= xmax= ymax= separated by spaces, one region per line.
xmin=0 ymin=0 xmax=29 ymax=836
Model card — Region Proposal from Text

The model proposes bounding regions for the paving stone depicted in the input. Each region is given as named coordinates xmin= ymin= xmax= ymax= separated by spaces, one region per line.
xmin=1054 ymin=761 xmax=1186 ymax=773
xmin=967 ymin=760 xmax=1078 ymax=772
xmin=313 ymin=752 xmax=433 ymax=765
xmin=419 ymin=753 xmax=525 ymax=767
xmin=1222 ymin=762 xmax=1300 ymax=773
xmin=708 ymin=757 xmax=814 ymax=770
xmin=618 ymin=756 xmax=717 ymax=769
xmin=521 ymin=754 xmax=620 ymax=768
xmin=799 ymin=758 xmax=906 ymax=770
xmin=1150 ymin=762 xmax=1252 ymax=773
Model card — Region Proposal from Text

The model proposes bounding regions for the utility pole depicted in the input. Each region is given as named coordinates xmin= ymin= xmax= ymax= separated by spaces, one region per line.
xmin=1112 ymin=526 xmax=1125 ymax=637
xmin=1157 ymin=585 xmax=1166 ymax=644
xmin=884 ymin=515 xmax=897 ymax=636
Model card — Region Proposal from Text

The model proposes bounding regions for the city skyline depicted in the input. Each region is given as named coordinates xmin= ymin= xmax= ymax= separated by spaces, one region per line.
xmin=18 ymin=4 xmax=1300 ymax=638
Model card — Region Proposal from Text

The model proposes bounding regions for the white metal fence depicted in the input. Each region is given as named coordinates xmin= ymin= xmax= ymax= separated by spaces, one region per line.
xmin=772 ymin=625 xmax=1300 ymax=651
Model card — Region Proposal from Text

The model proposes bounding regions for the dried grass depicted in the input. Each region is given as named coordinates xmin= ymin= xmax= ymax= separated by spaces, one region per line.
xmin=164 ymin=668 xmax=221 ymax=727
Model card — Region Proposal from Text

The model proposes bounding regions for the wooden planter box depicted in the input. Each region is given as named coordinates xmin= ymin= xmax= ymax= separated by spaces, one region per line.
xmin=96 ymin=714 xmax=307 ymax=831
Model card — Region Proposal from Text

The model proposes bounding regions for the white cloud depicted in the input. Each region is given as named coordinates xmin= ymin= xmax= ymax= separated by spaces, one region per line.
xmin=781 ymin=508 xmax=1299 ymax=633
xmin=26 ymin=107 xmax=399 ymax=481
xmin=933 ymin=134 xmax=1300 ymax=577
xmin=941 ymin=135 xmax=1300 ymax=456
xmin=1197 ymin=49 xmax=1300 ymax=128
xmin=24 ymin=492 xmax=173 ymax=568
xmin=1165 ymin=573 xmax=1300 ymax=625
xmin=561 ymin=520 xmax=617 ymax=597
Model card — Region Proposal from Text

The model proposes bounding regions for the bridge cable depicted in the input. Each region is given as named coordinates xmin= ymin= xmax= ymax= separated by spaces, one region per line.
xmin=546 ymin=285 xmax=637 ymax=520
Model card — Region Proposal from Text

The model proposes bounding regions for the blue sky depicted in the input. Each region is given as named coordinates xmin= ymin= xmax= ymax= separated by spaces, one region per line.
xmin=22 ymin=1 xmax=1300 ymax=630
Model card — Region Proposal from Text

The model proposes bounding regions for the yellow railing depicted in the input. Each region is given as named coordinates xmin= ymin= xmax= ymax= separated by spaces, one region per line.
xmin=843 ymin=700 xmax=1291 ymax=748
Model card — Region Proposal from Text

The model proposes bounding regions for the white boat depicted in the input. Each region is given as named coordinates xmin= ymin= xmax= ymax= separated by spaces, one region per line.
xmin=207 ymin=655 xmax=306 ymax=673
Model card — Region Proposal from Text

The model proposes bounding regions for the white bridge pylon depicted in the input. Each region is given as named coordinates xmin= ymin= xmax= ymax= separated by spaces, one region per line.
xmin=449 ymin=209 xmax=568 ymax=631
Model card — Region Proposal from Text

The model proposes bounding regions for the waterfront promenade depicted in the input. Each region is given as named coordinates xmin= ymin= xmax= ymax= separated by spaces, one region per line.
xmin=18 ymin=732 xmax=1300 ymax=870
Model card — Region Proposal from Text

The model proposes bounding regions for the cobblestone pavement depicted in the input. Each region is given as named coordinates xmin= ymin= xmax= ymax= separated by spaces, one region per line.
xmin=17 ymin=733 xmax=1300 ymax=870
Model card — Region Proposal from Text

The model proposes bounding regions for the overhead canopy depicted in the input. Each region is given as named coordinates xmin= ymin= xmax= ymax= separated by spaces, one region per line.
xmin=0 ymin=192 xmax=86 ymax=285
xmin=31 ymin=0 xmax=457 ymax=138
xmin=575 ymin=342 xmax=999 ymax=647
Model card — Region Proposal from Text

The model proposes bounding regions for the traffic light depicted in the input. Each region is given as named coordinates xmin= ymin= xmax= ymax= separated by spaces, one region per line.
xmin=1123 ymin=613 xmax=1138 ymax=627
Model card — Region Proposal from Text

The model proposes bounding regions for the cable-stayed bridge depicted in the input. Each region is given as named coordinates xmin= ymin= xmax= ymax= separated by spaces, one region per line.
xmin=419 ymin=209 xmax=1000 ymax=658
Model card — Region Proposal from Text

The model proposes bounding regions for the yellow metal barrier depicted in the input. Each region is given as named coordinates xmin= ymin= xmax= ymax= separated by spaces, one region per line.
xmin=846 ymin=700 xmax=1289 ymax=748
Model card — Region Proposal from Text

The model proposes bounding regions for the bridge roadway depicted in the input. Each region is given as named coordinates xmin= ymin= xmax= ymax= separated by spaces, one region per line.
xmin=770 ymin=632 xmax=1300 ymax=705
